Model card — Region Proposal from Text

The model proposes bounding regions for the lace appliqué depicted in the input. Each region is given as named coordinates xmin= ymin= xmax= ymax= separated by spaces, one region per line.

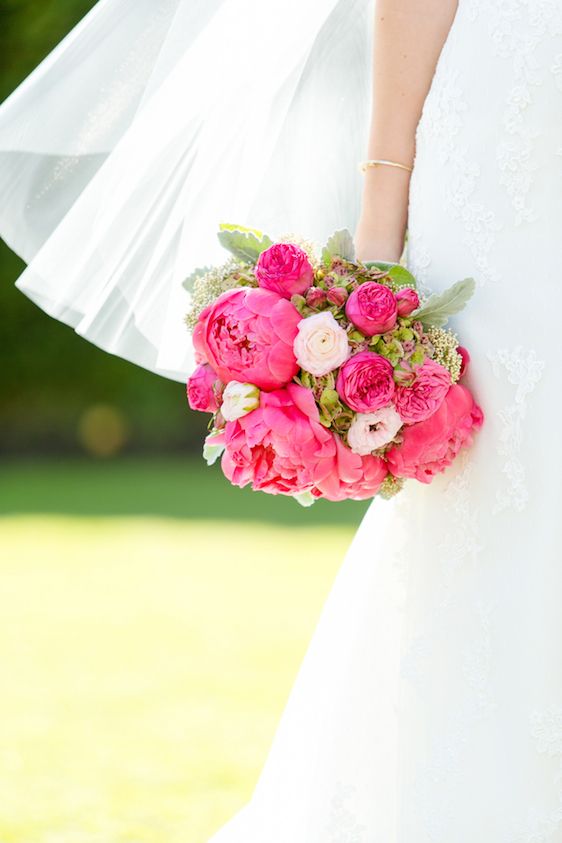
xmin=324 ymin=782 xmax=367 ymax=843
xmin=487 ymin=346 xmax=545 ymax=513
xmin=413 ymin=64 xmax=501 ymax=287
xmin=513 ymin=709 xmax=562 ymax=842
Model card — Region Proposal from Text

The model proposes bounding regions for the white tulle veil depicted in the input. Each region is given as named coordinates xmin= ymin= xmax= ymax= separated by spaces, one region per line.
xmin=0 ymin=0 xmax=374 ymax=380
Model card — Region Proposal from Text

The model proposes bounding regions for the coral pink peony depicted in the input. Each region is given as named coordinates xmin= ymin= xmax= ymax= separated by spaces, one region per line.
xmin=211 ymin=383 xmax=337 ymax=495
xmin=395 ymin=287 xmax=420 ymax=317
xmin=198 ymin=287 xmax=301 ymax=390
xmin=336 ymin=351 xmax=395 ymax=413
xmin=187 ymin=363 xmax=220 ymax=413
xmin=394 ymin=358 xmax=451 ymax=424
xmin=255 ymin=242 xmax=314 ymax=298
xmin=386 ymin=384 xmax=484 ymax=483
xmin=345 ymin=281 xmax=398 ymax=336
xmin=314 ymin=435 xmax=388 ymax=501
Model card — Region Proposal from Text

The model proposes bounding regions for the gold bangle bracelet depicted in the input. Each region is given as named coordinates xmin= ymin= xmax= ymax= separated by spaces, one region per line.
xmin=359 ymin=158 xmax=413 ymax=174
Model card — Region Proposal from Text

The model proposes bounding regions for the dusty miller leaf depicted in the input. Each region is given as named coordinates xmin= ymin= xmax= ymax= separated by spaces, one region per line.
xmin=321 ymin=229 xmax=356 ymax=266
xmin=217 ymin=222 xmax=273 ymax=262
xmin=411 ymin=277 xmax=476 ymax=327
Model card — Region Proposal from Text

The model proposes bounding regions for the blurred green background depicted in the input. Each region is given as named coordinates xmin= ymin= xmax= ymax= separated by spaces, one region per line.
xmin=0 ymin=3 xmax=368 ymax=841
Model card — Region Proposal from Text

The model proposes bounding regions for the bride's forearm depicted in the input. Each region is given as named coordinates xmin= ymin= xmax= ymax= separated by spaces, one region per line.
xmin=355 ymin=0 xmax=458 ymax=262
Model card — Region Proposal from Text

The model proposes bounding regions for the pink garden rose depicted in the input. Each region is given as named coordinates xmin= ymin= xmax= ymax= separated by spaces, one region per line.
xmin=211 ymin=383 xmax=337 ymax=495
xmin=313 ymin=435 xmax=388 ymax=501
xmin=394 ymin=287 xmax=420 ymax=317
xmin=336 ymin=351 xmax=395 ymax=413
xmin=394 ymin=357 xmax=452 ymax=424
xmin=386 ymin=383 xmax=484 ymax=483
xmin=198 ymin=286 xmax=301 ymax=391
xmin=187 ymin=363 xmax=221 ymax=413
xmin=345 ymin=281 xmax=398 ymax=336
xmin=255 ymin=242 xmax=314 ymax=298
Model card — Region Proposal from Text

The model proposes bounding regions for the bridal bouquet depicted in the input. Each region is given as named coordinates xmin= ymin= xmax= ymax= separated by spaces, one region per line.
xmin=184 ymin=224 xmax=483 ymax=505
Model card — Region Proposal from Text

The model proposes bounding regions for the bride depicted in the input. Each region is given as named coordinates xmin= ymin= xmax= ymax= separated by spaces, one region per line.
xmin=2 ymin=0 xmax=561 ymax=839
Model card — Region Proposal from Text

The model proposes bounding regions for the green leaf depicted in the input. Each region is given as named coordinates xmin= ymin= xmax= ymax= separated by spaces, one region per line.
xmin=217 ymin=223 xmax=273 ymax=262
xmin=361 ymin=263 xmax=417 ymax=288
xmin=182 ymin=265 xmax=213 ymax=292
xmin=363 ymin=260 xmax=395 ymax=272
xmin=387 ymin=264 xmax=417 ymax=288
xmin=411 ymin=277 xmax=476 ymax=328
xmin=321 ymin=229 xmax=355 ymax=266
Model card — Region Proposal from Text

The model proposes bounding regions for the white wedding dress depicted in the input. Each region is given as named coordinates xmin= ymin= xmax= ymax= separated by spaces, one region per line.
xmin=2 ymin=1 xmax=562 ymax=840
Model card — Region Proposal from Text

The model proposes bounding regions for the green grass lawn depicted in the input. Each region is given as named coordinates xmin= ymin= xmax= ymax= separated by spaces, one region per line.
xmin=0 ymin=460 xmax=363 ymax=842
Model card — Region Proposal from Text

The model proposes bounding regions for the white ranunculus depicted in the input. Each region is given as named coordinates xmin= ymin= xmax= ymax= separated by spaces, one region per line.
xmin=293 ymin=311 xmax=350 ymax=376
xmin=221 ymin=380 xmax=260 ymax=421
xmin=347 ymin=405 xmax=403 ymax=455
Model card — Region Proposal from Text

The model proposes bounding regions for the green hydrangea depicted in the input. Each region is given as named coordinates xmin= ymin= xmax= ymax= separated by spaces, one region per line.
xmin=379 ymin=474 xmax=406 ymax=499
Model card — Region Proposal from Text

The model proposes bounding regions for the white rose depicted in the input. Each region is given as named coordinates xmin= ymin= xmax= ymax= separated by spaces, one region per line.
xmin=293 ymin=311 xmax=350 ymax=376
xmin=347 ymin=405 xmax=403 ymax=455
xmin=221 ymin=381 xmax=260 ymax=421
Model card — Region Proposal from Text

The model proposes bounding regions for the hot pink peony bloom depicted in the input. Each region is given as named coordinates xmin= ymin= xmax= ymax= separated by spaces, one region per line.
xmin=336 ymin=351 xmax=395 ymax=413
xmin=211 ymin=383 xmax=337 ymax=495
xmin=394 ymin=358 xmax=452 ymax=424
xmin=394 ymin=287 xmax=420 ymax=317
xmin=187 ymin=363 xmax=221 ymax=413
xmin=457 ymin=345 xmax=470 ymax=377
xmin=386 ymin=384 xmax=484 ymax=483
xmin=313 ymin=435 xmax=388 ymax=501
xmin=345 ymin=281 xmax=398 ymax=336
xmin=198 ymin=287 xmax=301 ymax=390
xmin=255 ymin=242 xmax=314 ymax=298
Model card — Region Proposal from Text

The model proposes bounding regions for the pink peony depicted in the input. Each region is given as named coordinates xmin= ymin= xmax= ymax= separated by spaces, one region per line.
xmin=394 ymin=358 xmax=452 ymax=424
xmin=198 ymin=286 xmax=301 ymax=391
xmin=386 ymin=384 xmax=484 ymax=483
xmin=313 ymin=435 xmax=388 ymax=501
xmin=187 ymin=363 xmax=221 ymax=413
xmin=255 ymin=242 xmax=314 ymax=298
xmin=457 ymin=345 xmax=470 ymax=377
xmin=345 ymin=281 xmax=398 ymax=336
xmin=212 ymin=383 xmax=337 ymax=495
xmin=395 ymin=287 xmax=420 ymax=317
xmin=336 ymin=351 xmax=395 ymax=413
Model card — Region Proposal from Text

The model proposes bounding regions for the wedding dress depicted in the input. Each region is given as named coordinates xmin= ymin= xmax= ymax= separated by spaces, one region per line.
xmin=2 ymin=0 xmax=562 ymax=840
